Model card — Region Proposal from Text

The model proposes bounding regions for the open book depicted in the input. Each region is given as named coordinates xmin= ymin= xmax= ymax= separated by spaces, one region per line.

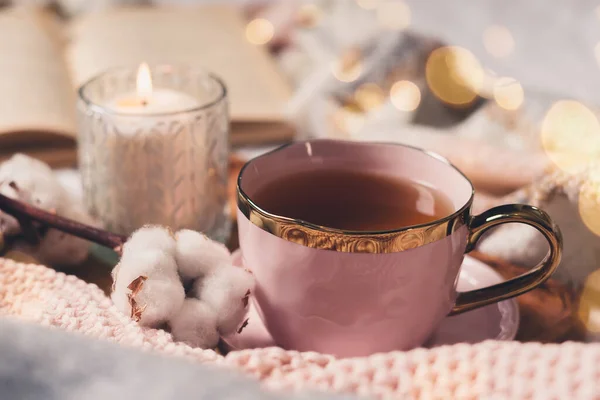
xmin=0 ymin=6 xmax=294 ymax=167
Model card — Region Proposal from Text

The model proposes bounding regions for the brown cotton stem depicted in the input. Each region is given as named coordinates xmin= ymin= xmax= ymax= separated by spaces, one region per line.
xmin=0 ymin=193 xmax=126 ymax=251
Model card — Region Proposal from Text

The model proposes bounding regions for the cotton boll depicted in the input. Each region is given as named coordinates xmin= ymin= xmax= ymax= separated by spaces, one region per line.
xmin=0 ymin=154 xmax=66 ymax=236
xmin=0 ymin=154 xmax=95 ymax=266
xmin=0 ymin=153 xmax=54 ymax=183
xmin=112 ymin=277 xmax=185 ymax=327
xmin=122 ymin=226 xmax=177 ymax=258
xmin=114 ymin=249 xmax=180 ymax=284
xmin=0 ymin=182 xmax=21 ymax=236
xmin=194 ymin=265 xmax=254 ymax=335
xmin=28 ymin=229 xmax=91 ymax=266
xmin=0 ymin=154 xmax=66 ymax=210
xmin=30 ymin=196 xmax=96 ymax=266
xmin=169 ymin=298 xmax=220 ymax=349
xmin=174 ymin=229 xmax=231 ymax=281
xmin=112 ymin=250 xmax=184 ymax=327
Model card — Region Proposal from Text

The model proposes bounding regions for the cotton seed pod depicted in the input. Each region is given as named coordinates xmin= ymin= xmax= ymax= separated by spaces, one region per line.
xmin=111 ymin=250 xmax=184 ymax=327
xmin=0 ymin=153 xmax=66 ymax=210
xmin=0 ymin=154 xmax=94 ymax=266
xmin=0 ymin=154 xmax=66 ymax=236
xmin=174 ymin=229 xmax=231 ymax=281
xmin=169 ymin=298 xmax=220 ymax=349
xmin=29 ymin=201 xmax=97 ymax=266
xmin=115 ymin=248 xmax=180 ymax=282
xmin=122 ymin=226 xmax=177 ymax=259
xmin=193 ymin=264 xmax=254 ymax=335
xmin=29 ymin=229 xmax=91 ymax=266
xmin=0 ymin=182 xmax=21 ymax=236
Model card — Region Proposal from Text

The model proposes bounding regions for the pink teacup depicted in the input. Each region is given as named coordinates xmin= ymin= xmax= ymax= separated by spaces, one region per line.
xmin=236 ymin=140 xmax=562 ymax=357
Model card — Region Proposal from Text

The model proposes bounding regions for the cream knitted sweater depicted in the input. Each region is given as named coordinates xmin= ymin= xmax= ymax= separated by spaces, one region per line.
xmin=0 ymin=257 xmax=598 ymax=400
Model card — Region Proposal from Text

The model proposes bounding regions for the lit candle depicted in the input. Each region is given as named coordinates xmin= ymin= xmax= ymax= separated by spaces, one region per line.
xmin=78 ymin=63 xmax=230 ymax=240
xmin=106 ymin=63 xmax=199 ymax=114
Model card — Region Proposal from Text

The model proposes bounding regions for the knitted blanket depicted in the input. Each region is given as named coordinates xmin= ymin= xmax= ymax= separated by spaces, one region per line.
xmin=1 ymin=257 xmax=598 ymax=399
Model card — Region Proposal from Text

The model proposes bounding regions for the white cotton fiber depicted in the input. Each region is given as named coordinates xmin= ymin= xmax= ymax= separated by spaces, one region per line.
xmin=111 ymin=250 xmax=184 ymax=327
xmin=123 ymin=226 xmax=177 ymax=257
xmin=0 ymin=182 xmax=21 ymax=236
xmin=0 ymin=154 xmax=66 ymax=237
xmin=115 ymin=249 xmax=180 ymax=282
xmin=193 ymin=264 xmax=254 ymax=335
xmin=0 ymin=154 xmax=94 ymax=266
xmin=112 ymin=223 xmax=253 ymax=338
xmin=30 ymin=197 xmax=98 ymax=266
xmin=0 ymin=153 xmax=65 ymax=211
xmin=31 ymin=229 xmax=91 ymax=266
xmin=174 ymin=229 xmax=231 ymax=281
xmin=169 ymin=298 xmax=220 ymax=349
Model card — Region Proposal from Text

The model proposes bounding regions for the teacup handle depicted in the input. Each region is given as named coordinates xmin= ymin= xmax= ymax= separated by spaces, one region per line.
xmin=450 ymin=204 xmax=563 ymax=315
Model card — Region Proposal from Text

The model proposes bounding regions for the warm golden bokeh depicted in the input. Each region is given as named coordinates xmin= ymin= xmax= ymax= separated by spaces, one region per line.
xmin=245 ymin=18 xmax=274 ymax=45
xmin=332 ymin=106 xmax=366 ymax=136
xmin=354 ymin=83 xmax=386 ymax=112
xmin=376 ymin=1 xmax=411 ymax=30
xmin=493 ymin=77 xmax=524 ymax=110
xmin=579 ymin=173 xmax=600 ymax=237
xmin=482 ymin=25 xmax=515 ymax=58
xmin=425 ymin=46 xmax=483 ymax=107
xmin=541 ymin=100 xmax=600 ymax=174
xmin=355 ymin=0 xmax=379 ymax=10
xmin=390 ymin=80 xmax=421 ymax=111
xmin=477 ymin=69 xmax=500 ymax=99
xmin=578 ymin=269 xmax=600 ymax=332
xmin=296 ymin=3 xmax=323 ymax=28
xmin=331 ymin=48 xmax=363 ymax=83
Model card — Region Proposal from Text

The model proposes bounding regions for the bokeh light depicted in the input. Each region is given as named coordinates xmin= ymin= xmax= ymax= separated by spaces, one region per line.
xmin=355 ymin=0 xmax=378 ymax=10
xmin=578 ymin=269 xmax=600 ymax=332
xmin=296 ymin=3 xmax=323 ymax=28
xmin=425 ymin=46 xmax=484 ymax=107
xmin=332 ymin=106 xmax=365 ymax=136
xmin=477 ymin=68 xmax=500 ymax=99
xmin=331 ymin=48 xmax=363 ymax=82
xmin=376 ymin=1 xmax=411 ymax=30
xmin=595 ymin=42 xmax=600 ymax=67
xmin=245 ymin=18 xmax=274 ymax=45
xmin=541 ymin=100 xmax=600 ymax=174
xmin=390 ymin=80 xmax=421 ymax=111
xmin=482 ymin=25 xmax=515 ymax=58
xmin=579 ymin=171 xmax=600 ymax=237
xmin=493 ymin=77 xmax=524 ymax=110
xmin=354 ymin=83 xmax=386 ymax=112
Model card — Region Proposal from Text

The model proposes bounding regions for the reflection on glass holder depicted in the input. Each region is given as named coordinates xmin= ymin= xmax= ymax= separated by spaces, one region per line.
xmin=77 ymin=64 xmax=230 ymax=242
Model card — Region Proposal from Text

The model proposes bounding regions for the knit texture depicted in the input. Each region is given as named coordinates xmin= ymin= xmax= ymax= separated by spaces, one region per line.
xmin=0 ymin=257 xmax=598 ymax=399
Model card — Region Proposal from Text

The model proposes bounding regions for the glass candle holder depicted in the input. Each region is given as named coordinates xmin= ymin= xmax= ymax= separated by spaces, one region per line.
xmin=77 ymin=64 xmax=230 ymax=241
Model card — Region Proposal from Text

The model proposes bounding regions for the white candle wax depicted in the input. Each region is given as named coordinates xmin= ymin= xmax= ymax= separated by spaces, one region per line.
xmin=106 ymin=88 xmax=199 ymax=114
xmin=88 ymin=86 xmax=226 ymax=236
xmin=79 ymin=64 xmax=229 ymax=240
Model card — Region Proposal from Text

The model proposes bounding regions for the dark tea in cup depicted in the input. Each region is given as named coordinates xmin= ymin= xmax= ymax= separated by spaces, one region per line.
xmin=252 ymin=169 xmax=454 ymax=231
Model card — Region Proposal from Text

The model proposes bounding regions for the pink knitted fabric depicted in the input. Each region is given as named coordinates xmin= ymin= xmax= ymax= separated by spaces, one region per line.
xmin=0 ymin=257 xmax=598 ymax=399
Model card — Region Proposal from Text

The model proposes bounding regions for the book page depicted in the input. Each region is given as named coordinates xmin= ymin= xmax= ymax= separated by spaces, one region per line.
xmin=67 ymin=6 xmax=292 ymax=122
xmin=0 ymin=7 xmax=77 ymax=144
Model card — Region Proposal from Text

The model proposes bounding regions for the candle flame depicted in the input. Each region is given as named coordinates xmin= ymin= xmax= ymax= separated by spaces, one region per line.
xmin=136 ymin=63 xmax=152 ymax=102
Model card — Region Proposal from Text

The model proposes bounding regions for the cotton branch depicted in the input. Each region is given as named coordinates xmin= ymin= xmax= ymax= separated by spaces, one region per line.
xmin=0 ymin=192 xmax=126 ymax=251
